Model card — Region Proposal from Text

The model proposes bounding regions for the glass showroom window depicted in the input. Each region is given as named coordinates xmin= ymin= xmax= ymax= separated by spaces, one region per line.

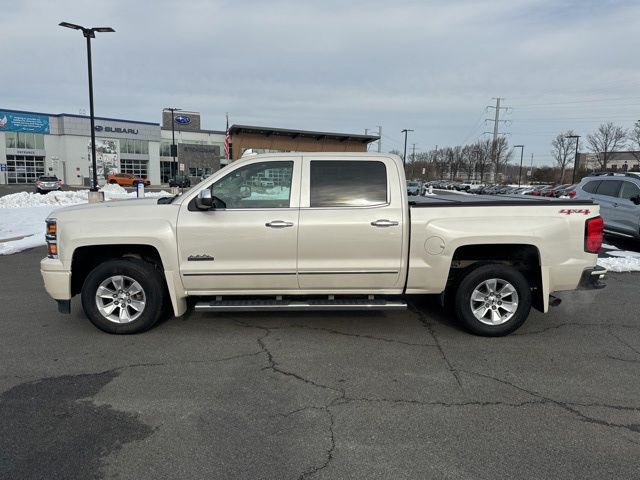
xmin=120 ymin=159 xmax=148 ymax=178
xmin=160 ymin=161 xmax=172 ymax=183
xmin=35 ymin=134 xmax=44 ymax=149
xmin=6 ymin=155 xmax=45 ymax=184
xmin=160 ymin=142 xmax=172 ymax=157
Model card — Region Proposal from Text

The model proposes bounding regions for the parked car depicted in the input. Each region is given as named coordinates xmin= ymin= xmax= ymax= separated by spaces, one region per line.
xmin=574 ymin=173 xmax=640 ymax=239
xmin=35 ymin=176 xmax=62 ymax=194
xmin=544 ymin=184 xmax=571 ymax=197
xmin=41 ymin=152 xmax=605 ymax=337
xmin=107 ymin=173 xmax=150 ymax=187
xmin=169 ymin=175 xmax=191 ymax=188
xmin=556 ymin=184 xmax=578 ymax=198
xmin=526 ymin=185 xmax=551 ymax=196
xmin=407 ymin=181 xmax=422 ymax=196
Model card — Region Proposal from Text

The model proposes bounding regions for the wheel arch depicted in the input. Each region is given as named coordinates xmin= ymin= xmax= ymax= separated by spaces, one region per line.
xmin=447 ymin=243 xmax=544 ymax=312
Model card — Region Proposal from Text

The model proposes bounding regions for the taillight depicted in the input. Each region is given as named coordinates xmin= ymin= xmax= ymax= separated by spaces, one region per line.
xmin=585 ymin=216 xmax=604 ymax=253
xmin=567 ymin=190 xmax=576 ymax=198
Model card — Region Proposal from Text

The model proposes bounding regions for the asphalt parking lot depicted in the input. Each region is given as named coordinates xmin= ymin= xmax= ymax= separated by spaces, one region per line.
xmin=1 ymin=247 xmax=639 ymax=479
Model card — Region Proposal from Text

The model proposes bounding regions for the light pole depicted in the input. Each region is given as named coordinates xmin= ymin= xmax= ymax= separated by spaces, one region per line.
xmin=59 ymin=22 xmax=114 ymax=192
xmin=513 ymin=145 xmax=524 ymax=186
xmin=566 ymin=135 xmax=581 ymax=183
xmin=163 ymin=108 xmax=181 ymax=180
xmin=401 ymin=129 xmax=413 ymax=166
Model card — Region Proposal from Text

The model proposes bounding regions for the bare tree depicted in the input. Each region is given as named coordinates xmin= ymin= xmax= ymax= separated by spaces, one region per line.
xmin=587 ymin=122 xmax=627 ymax=170
xmin=475 ymin=139 xmax=493 ymax=182
xmin=630 ymin=120 xmax=640 ymax=162
xmin=492 ymin=137 xmax=513 ymax=179
xmin=551 ymin=130 xmax=578 ymax=183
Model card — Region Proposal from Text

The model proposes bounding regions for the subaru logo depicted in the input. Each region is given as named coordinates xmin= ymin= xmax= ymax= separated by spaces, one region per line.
xmin=94 ymin=125 xmax=104 ymax=131
xmin=175 ymin=115 xmax=191 ymax=125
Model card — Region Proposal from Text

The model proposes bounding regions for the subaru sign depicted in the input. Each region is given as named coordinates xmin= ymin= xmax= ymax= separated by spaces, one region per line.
xmin=94 ymin=125 xmax=139 ymax=135
xmin=175 ymin=115 xmax=191 ymax=125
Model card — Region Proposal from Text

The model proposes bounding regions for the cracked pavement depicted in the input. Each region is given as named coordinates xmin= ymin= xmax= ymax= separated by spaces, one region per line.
xmin=1 ymin=248 xmax=639 ymax=479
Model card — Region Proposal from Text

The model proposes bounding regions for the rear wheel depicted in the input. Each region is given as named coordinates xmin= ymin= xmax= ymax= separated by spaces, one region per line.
xmin=454 ymin=264 xmax=531 ymax=336
xmin=81 ymin=258 xmax=165 ymax=334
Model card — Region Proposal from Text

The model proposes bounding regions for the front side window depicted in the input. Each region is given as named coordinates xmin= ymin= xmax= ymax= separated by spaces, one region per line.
xmin=619 ymin=181 xmax=640 ymax=200
xmin=310 ymin=161 xmax=387 ymax=207
xmin=595 ymin=180 xmax=622 ymax=197
xmin=211 ymin=161 xmax=293 ymax=209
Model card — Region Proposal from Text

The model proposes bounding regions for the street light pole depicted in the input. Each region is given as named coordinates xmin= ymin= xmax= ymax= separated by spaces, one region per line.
xmin=59 ymin=22 xmax=114 ymax=193
xmin=163 ymin=108 xmax=181 ymax=180
xmin=566 ymin=135 xmax=581 ymax=183
xmin=401 ymin=129 xmax=413 ymax=166
xmin=513 ymin=145 xmax=524 ymax=187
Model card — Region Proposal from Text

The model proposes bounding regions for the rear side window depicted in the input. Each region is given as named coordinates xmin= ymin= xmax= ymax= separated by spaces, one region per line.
xmin=619 ymin=181 xmax=640 ymax=200
xmin=582 ymin=181 xmax=601 ymax=193
xmin=595 ymin=180 xmax=622 ymax=197
xmin=310 ymin=161 xmax=387 ymax=207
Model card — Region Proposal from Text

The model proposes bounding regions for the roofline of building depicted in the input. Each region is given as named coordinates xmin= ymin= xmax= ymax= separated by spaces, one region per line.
xmin=229 ymin=124 xmax=380 ymax=143
xmin=160 ymin=127 xmax=225 ymax=135
xmin=0 ymin=108 xmax=159 ymax=126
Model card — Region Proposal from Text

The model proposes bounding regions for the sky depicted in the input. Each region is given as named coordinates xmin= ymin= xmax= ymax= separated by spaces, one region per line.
xmin=2 ymin=0 xmax=640 ymax=166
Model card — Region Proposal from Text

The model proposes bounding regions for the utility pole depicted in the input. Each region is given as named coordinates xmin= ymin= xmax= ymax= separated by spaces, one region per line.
xmin=401 ymin=129 xmax=413 ymax=166
xmin=566 ymin=134 xmax=581 ymax=183
xmin=410 ymin=143 xmax=417 ymax=179
xmin=484 ymin=97 xmax=510 ymax=181
xmin=377 ymin=126 xmax=382 ymax=153
xmin=513 ymin=145 xmax=524 ymax=186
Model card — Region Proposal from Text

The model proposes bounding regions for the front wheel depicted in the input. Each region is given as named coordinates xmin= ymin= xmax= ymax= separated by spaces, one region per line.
xmin=81 ymin=258 xmax=165 ymax=334
xmin=454 ymin=264 xmax=531 ymax=336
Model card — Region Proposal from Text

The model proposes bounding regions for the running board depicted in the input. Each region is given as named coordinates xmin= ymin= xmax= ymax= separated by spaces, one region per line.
xmin=194 ymin=298 xmax=407 ymax=312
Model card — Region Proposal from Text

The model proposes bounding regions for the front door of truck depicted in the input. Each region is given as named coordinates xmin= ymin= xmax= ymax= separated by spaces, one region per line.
xmin=296 ymin=157 xmax=404 ymax=291
xmin=177 ymin=158 xmax=301 ymax=292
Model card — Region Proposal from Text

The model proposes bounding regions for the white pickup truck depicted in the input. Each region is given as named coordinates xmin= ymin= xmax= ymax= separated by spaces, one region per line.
xmin=41 ymin=153 xmax=606 ymax=336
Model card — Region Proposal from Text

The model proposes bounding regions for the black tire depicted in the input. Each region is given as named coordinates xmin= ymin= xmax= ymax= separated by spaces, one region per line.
xmin=81 ymin=258 xmax=165 ymax=334
xmin=454 ymin=264 xmax=531 ymax=336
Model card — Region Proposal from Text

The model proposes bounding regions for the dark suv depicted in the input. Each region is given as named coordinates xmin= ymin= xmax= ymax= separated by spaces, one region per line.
xmin=574 ymin=173 xmax=640 ymax=239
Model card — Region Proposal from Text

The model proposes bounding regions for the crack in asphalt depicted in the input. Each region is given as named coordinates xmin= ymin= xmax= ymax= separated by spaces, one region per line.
xmin=297 ymin=408 xmax=336 ymax=480
xmin=461 ymin=369 xmax=640 ymax=435
xmin=606 ymin=355 xmax=640 ymax=364
xmin=513 ymin=322 xmax=639 ymax=336
xmin=608 ymin=329 xmax=640 ymax=356
xmin=408 ymin=302 xmax=463 ymax=389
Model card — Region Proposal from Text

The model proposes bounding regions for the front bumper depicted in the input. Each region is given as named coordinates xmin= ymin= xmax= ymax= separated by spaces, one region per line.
xmin=577 ymin=266 xmax=607 ymax=290
xmin=40 ymin=257 xmax=72 ymax=300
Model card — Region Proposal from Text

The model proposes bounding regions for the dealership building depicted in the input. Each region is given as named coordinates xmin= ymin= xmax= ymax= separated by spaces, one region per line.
xmin=0 ymin=108 xmax=379 ymax=186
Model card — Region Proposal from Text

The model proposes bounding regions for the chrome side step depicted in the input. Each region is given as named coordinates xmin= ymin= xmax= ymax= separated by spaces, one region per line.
xmin=194 ymin=298 xmax=407 ymax=312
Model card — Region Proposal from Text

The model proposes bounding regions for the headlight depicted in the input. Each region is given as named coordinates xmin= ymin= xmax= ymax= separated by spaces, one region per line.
xmin=46 ymin=218 xmax=58 ymax=258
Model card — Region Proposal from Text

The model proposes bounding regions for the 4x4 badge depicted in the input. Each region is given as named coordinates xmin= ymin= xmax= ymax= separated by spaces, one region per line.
xmin=559 ymin=209 xmax=591 ymax=215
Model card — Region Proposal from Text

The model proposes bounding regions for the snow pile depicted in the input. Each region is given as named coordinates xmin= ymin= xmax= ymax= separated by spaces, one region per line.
xmin=598 ymin=256 xmax=640 ymax=273
xmin=0 ymin=185 xmax=172 ymax=209
xmin=598 ymin=248 xmax=640 ymax=272
xmin=0 ymin=187 xmax=173 ymax=255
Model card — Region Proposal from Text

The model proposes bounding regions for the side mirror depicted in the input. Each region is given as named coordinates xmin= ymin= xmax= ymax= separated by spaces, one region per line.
xmin=239 ymin=185 xmax=251 ymax=198
xmin=632 ymin=195 xmax=640 ymax=205
xmin=195 ymin=189 xmax=213 ymax=210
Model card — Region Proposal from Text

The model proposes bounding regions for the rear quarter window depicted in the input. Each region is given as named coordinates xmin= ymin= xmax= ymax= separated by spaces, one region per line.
xmin=595 ymin=180 xmax=622 ymax=197
xmin=581 ymin=180 xmax=601 ymax=193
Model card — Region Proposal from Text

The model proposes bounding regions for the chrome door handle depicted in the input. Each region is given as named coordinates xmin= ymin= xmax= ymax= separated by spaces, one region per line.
xmin=371 ymin=219 xmax=399 ymax=227
xmin=265 ymin=220 xmax=294 ymax=228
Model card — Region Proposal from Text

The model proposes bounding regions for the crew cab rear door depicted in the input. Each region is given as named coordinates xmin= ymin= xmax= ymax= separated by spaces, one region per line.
xmin=297 ymin=156 xmax=405 ymax=291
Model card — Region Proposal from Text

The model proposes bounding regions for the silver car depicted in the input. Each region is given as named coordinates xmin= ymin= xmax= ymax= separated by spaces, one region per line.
xmin=574 ymin=173 xmax=640 ymax=239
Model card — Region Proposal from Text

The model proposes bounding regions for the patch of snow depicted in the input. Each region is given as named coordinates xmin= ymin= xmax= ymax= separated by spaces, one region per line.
xmin=607 ymin=250 xmax=640 ymax=259
xmin=0 ymin=187 xmax=172 ymax=255
xmin=597 ymin=256 xmax=640 ymax=272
